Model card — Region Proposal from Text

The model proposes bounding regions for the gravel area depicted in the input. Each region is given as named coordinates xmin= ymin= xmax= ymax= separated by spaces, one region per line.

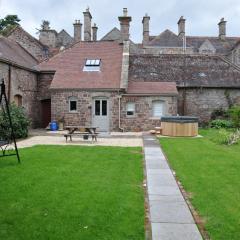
xmin=17 ymin=135 xmax=143 ymax=148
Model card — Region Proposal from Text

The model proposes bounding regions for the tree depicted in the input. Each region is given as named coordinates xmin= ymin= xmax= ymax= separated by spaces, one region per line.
xmin=0 ymin=15 xmax=21 ymax=36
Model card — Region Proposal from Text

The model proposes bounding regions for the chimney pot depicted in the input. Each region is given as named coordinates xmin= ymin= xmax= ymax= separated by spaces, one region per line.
xmin=83 ymin=8 xmax=92 ymax=41
xmin=142 ymin=14 xmax=150 ymax=45
xmin=218 ymin=18 xmax=227 ymax=40
xmin=118 ymin=8 xmax=132 ymax=41
xmin=92 ymin=23 xmax=98 ymax=41
xmin=178 ymin=16 xmax=186 ymax=39
xmin=73 ymin=20 xmax=82 ymax=42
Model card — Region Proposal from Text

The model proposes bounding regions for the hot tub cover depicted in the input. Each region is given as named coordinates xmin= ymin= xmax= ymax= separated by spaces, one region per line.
xmin=161 ymin=116 xmax=199 ymax=123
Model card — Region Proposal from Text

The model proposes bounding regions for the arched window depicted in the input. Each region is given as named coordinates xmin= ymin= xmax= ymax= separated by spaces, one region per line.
xmin=152 ymin=100 xmax=165 ymax=118
xmin=14 ymin=95 xmax=23 ymax=107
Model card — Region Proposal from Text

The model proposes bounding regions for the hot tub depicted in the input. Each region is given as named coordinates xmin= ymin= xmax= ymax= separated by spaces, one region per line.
xmin=161 ymin=116 xmax=198 ymax=137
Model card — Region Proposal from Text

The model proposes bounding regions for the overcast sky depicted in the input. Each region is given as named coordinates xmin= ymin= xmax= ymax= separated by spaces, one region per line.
xmin=1 ymin=0 xmax=240 ymax=42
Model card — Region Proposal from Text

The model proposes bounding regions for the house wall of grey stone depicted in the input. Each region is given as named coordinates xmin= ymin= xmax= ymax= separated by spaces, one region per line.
xmin=39 ymin=30 xmax=57 ymax=48
xmin=178 ymin=88 xmax=240 ymax=123
xmin=0 ymin=62 xmax=40 ymax=127
xmin=120 ymin=95 xmax=177 ymax=131
xmin=8 ymin=27 xmax=44 ymax=61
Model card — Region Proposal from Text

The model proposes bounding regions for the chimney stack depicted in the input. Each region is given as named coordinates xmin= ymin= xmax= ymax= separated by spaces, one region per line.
xmin=83 ymin=7 xmax=92 ymax=41
xmin=218 ymin=18 xmax=226 ymax=40
xmin=92 ymin=23 xmax=98 ymax=41
xmin=142 ymin=14 xmax=150 ymax=45
xmin=118 ymin=8 xmax=132 ymax=41
xmin=178 ymin=16 xmax=186 ymax=39
xmin=73 ymin=20 xmax=82 ymax=42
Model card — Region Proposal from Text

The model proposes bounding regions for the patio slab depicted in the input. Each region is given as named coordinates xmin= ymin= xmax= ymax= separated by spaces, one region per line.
xmin=143 ymin=133 xmax=202 ymax=240
xmin=152 ymin=223 xmax=203 ymax=240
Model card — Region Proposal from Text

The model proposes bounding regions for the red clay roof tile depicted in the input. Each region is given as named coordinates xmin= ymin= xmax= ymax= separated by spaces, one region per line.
xmin=38 ymin=41 xmax=123 ymax=89
xmin=127 ymin=81 xmax=178 ymax=95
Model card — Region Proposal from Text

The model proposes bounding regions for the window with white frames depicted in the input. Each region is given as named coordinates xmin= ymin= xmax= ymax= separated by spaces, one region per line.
xmin=152 ymin=101 xmax=164 ymax=118
xmin=83 ymin=59 xmax=101 ymax=72
xmin=69 ymin=97 xmax=77 ymax=112
xmin=126 ymin=102 xmax=135 ymax=116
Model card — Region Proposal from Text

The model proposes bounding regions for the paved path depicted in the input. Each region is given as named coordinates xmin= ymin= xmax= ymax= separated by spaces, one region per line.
xmin=143 ymin=134 xmax=203 ymax=240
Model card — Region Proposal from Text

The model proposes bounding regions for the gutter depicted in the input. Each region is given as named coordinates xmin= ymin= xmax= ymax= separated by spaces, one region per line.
xmin=122 ymin=93 xmax=178 ymax=97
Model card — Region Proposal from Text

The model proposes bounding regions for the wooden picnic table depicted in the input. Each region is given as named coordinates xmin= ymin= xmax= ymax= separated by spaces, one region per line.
xmin=64 ymin=126 xmax=99 ymax=142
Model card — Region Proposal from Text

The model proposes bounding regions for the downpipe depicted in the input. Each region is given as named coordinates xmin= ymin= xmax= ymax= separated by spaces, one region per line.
xmin=118 ymin=95 xmax=124 ymax=132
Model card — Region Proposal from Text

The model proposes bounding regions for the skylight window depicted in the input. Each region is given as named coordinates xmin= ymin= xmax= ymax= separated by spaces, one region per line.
xmin=83 ymin=59 xmax=101 ymax=71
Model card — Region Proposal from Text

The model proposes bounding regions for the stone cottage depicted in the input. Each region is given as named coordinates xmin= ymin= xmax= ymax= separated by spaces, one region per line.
xmin=1 ymin=7 xmax=240 ymax=131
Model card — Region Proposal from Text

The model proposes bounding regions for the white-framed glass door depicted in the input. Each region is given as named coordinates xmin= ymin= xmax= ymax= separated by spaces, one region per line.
xmin=92 ymin=98 xmax=109 ymax=132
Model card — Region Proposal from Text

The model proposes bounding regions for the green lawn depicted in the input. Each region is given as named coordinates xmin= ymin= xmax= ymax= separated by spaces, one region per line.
xmin=160 ymin=129 xmax=240 ymax=240
xmin=0 ymin=145 xmax=144 ymax=240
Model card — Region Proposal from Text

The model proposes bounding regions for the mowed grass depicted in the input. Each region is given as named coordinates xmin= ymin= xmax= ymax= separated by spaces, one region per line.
xmin=0 ymin=145 xmax=144 ymax=240
xmin=160 ymin=129 xmax=240 ymax=240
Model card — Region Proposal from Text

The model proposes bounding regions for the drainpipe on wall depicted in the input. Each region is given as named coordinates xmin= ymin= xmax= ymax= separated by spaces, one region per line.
xmin=118 ymin=95 xmax=124 ymax=132
xmin=8 ymin=65 xmax=11 ymax=101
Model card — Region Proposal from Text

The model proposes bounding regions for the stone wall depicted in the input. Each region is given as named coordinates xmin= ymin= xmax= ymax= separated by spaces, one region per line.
xmin=51 ymin=90 xmax=177 ymax=131
xmin=120 ymin=95 xmax=177 ymax=131
xmin=37 ymin=73 xmax=54 ymax=100
xmin=0 ymin=62 xmax=40 ymax=127
xmin=39 ymin=30 xmax=57 ymax=48
xmin=51 ymin=90 xmax=120 ymax=131
xmin=178 ymin=88 xmax=240 ymax=123
xmin=8 ymin=27 xmax=44 ymax=61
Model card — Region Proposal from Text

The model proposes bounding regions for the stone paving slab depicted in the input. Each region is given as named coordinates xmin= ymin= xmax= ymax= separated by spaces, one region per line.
xmin=148 ymin=185 xmax=182 ymax=196
xmin=148 ymin=194 xmax=185 ymax=202
xmin=143 ymin=134 xmax=202 ymax=240
xmin=150 ymin=201 xmax=195 ymax=223
xmin=152 ymin=223 xmax=203 ymax=240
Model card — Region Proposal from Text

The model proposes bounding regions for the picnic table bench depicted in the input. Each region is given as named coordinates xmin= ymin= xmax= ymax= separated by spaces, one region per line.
xmin=64 ymin=126 xmax=99 ymax=142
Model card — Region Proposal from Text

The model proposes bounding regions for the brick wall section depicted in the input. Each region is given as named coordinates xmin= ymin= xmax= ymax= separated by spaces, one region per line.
xmin=178 ymin=88 xmax=240 ymax=122
xmin=8 ymin=27 xmax=44 ymax=61
xmin=120 ymin=95 xmax=177 ymax=131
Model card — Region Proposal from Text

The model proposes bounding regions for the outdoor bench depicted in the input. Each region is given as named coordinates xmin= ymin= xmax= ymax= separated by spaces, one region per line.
xmin=64 ymin=132 xmax=99 ymax=142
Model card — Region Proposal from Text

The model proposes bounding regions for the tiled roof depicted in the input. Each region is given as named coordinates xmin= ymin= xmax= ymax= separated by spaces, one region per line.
xmin=148 ymin=30 xmax=190 ymax=47
xmin=148 ymin=30 xmax=240 ymax=54
xmin=127 ymin=81 xmax=178 ymax=95
xmin=186 ymin=36 xmax=239 ymax=54
xmin=129 ymin=54 xmax=240 ymax=88
xmin=38 ymin=41 xmax=123 ymax=89
xmin=0 ymin=36 xmax=38 ymax=69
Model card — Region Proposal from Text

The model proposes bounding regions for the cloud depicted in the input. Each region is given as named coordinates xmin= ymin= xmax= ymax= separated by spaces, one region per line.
xmin=0 ymin=0 xmax=240 ymax=42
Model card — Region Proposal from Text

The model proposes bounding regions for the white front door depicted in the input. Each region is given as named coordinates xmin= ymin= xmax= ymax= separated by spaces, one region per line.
xmin=92 ymin=98 xmax=109 ymax=132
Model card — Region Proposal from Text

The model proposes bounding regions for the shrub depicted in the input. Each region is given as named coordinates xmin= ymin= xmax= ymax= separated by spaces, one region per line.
xmin=227 ymin=130 xmax=240 ymax=145
xmin=0 ymin=103 xmax=30 ymax=139
xmin=211 ymin=108 xmax=229 ymax=120
xmin=211 ymin=129 xmax=230 ymax=144
xmin=210 ymin=119 xmax=233 ymax=129
xmin=210 ymin=129 xmax=240 ymax=145
xmin=228 ymin=105 xmax=240 ymax=128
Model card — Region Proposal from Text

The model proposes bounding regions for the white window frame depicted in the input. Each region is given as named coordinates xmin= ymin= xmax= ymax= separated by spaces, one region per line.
xmin=69 ymin=97 xmax=77 ymax=113
xmin=126 ymin=102 xmax=135 ymax=117
xmin=152 ymin=100 xmax=164 ymax=118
